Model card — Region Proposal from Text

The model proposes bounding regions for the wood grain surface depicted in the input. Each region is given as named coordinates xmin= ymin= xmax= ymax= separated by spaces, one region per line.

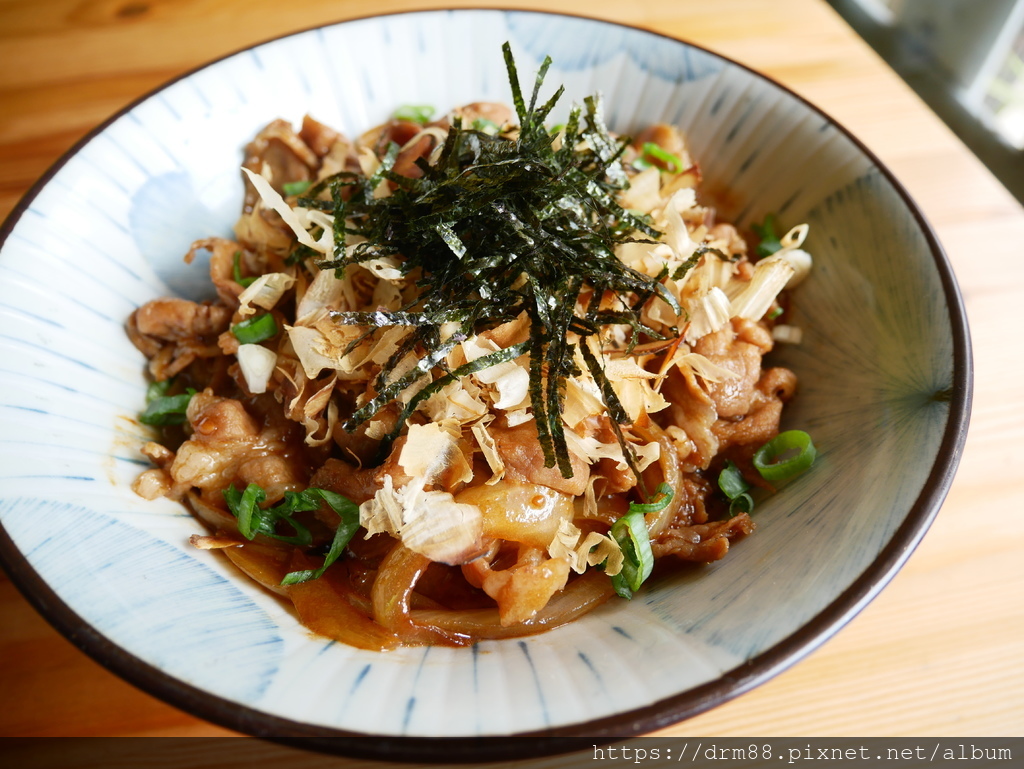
xmin=1 ymin=0 xmax=1022 ymax=750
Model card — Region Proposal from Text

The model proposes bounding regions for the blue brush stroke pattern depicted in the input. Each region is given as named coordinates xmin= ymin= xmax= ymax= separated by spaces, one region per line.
xmin=506 ymin=12 xmax=722 ymax=82
xmin=129 ymin=171 xmax=233 ymax=301
xmin=1 ymin=498 xmax=283 ymax=702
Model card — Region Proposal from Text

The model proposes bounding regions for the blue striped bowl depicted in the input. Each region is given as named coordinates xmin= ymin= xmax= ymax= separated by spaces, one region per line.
xmin=0 ymin=9 xmax=971 ymax=759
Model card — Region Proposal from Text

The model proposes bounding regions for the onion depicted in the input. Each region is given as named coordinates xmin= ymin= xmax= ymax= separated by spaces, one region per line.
xmin=236 ymin=344 xmax=277 ymax=394
xmin=411 ymin=570 xmax=615 ymax=639
xmin=772 ymin=324 xmax=804 ymax=344
xmin=287 ymin=552 xmax=403 ymax=651
xmin=635 ymin=421 xmax=684 ymax=538
xmin=185 ymin=490 xmax=237 ymax=532
xmin=220 ymin=541 xmax=292 ymax=597
xmin=777 ymin=247 xmax=813 ymax=287
xmin=371 ymin=542 xmax=472 ymax=646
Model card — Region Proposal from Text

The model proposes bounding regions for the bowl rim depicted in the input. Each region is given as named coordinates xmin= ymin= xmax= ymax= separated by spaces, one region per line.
xmin=0 ymin=6 xmax=972 ymax=760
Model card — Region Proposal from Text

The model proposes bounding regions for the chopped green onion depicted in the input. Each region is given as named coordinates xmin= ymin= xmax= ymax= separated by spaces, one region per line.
xmin=632 ymin=142 xmax=684 ymax=173
xmin=231 ymin=314 xmax=277 ymax=345
xmin=730 ymin=493 xmax=754 ymax=516
xmin=753 ymin=430 xmax=817 ymax=481
xmin=281 ymin=489 xmax=361 ymax=585
xmin=282 ymin=179 xmax=312 ymax=197
xmin=628 ymin=482 xmax=673 ymax=514
xmin=609 ymin=508 xmax=655 ymax=600
xmin=471 ymin=117 xmax=502 ymax=135
xmin=139 ymin=382 xmax=196 ymax=426
xmin=223 ymin=484 xmax=359 ymax=582
xmin=224 ymin=483 xmax=268 ymax=540
xmin=752 ymin=213 xmax=783 ymax=258
xmin=718 ymin=460 xmax=748 ymax=497
xmin=146 ymin=379 xmax=171 ymax=402
xmin=607 ymin=488 xmax=668 ymax=600
xmin=232 ymin=251 xmax=256 ymax=288
xmin=223 ymin=484 xmax=311 ymax=546
xmin=393 ymin=104 xmax=435 ymax=124
xmin=767 ymin=305 xmax=784 ymax=320
xmin=718 ymin=460 xmax=754 ymax=516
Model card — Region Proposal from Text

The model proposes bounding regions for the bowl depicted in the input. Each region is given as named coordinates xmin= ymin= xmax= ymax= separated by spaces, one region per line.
xmin=0 ymin=8 xmax=971 ymax=759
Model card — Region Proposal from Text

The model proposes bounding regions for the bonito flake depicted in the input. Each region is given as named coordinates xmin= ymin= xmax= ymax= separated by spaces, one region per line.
xmin=548 ymin=517 xmax=624 ymax=576
xmin=285 ymin=324 xmax=365 ymax=379
xmin=470 ymin=416 xmax=505 ymax=485
xmin=563 ymin=428 xmax=661 ymax=473
xmin=359 ymin=424 xmax=482 ymax=564
xmin=461 ymin=335 xmax=530 ymax=411
xmin=237 ymin=272 xmax=296 ymax=317
xmin=242 ymin=167 xmax=333 ymax=253
xmin=398 ymin=422 xmax=473 ymax=486
xmin=421 ymin=379 xmax=489 ymax=423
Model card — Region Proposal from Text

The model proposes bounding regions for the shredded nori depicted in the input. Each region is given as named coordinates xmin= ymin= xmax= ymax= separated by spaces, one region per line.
xmin=306 ymin=43 xmax=681 ymax=481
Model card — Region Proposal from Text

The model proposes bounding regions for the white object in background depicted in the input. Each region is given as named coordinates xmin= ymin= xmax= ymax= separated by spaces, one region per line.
xmin=890 ymin=0 xmax=1024 ymax=147
xmin=849 ymin=0 xmax=906 ymax=25
xmin=973 ymin=18 xmax=1024 ymax=148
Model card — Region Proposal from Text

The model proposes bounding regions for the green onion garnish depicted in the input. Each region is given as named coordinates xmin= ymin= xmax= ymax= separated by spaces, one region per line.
xmin=609 ymin=508 xmax=656 ymax=600
xmin=471 ymin=117 xmax=502 ymax=135
xmin=393 ymin=104 xmax=435 ymax=124
xmin=608 ymin=485 xmax=670 ymax=599
xmin=280 ymin=489 xmax=361 ymax=585
xmin=223 ymin=484 xmax=360 ymax=583
xmin=282 ymin=179 xmax=312 ymax=197
xmin=139 ymin=380 xmax=196 ymax=426
xmin=146 ymin=378 xmax=171 ymax=402
xmin=753 ymin=430 xmax=817 ymax=481
xmin=767 ymin=305 xmax=784 ymax=320
xmin=632 ymin=142 xmax=684 ymax=173
xmin=224 ymin=482 xmax=271 ymax=541
xmin=231 ymin=314 xmax=277 ymax=345
xmin=626 ymin=482 xmax=673 ymax=514
xmin=718 ymin=460 xmax=754 ymax=516
xmin=752 ymin=213 xmax=783 ymax=258
xmin=232 ymin=251 xmax=256 ymax=288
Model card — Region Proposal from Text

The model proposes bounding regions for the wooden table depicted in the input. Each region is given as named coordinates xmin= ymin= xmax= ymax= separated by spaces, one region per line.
xmin=2 ymin=0 xmax=1022 ymax=749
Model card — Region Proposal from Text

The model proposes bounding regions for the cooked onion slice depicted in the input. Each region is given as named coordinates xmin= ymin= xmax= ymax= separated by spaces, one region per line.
xmin=280 ymin=552 xmax=401 ymax=651
xmin=411 ymin=570 xmax=615 ymax=639
xmin=371 ymin=542 xmax=473 ymax=646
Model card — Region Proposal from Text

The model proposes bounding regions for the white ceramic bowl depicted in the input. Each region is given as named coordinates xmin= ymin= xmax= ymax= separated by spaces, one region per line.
xmin=0 ymin=9 xmax=971 ymax=759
